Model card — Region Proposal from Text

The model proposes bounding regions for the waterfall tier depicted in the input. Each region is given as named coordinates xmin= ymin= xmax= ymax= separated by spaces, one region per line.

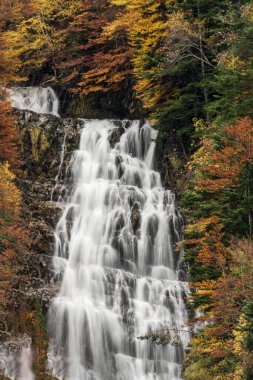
xmin=10 ymin=87 xmax=59 ymax=116
xmin=0 ymin=337 xmax=34 ymax=380
xmin=48 ymin=119 xmax=189 ymax=380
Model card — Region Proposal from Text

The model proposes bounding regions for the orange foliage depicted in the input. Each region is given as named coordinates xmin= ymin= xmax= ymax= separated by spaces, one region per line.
xmin=0 ymin=0 xmax=29 ymax=86
xmin=193 ymin=117 xmax=253 ymax=192
xmin=0 ymin=100 xmax=21 ymax=172
xmin=79 ymin=48 xmax=132 ymax=94
xmin=211 ymin=240 xmax=253 ymax=325
xmin=185 ymin=216 xmax=229 ymax=269
xmin=195 ymin=239 xmax=253 ymax=333
xmin=186 ymin=239 xmax=253 ymax=377
xmin=0 ymin=162 xmax=21 ymax=218
xmin=53 ymin=0 xmax=132 ymax=93
xmin=0 ymin=1 xmax=29 ymax=319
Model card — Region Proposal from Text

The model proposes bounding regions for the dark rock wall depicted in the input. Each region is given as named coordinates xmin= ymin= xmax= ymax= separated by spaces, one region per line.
xmin=11 ymin=111 xmax=83 ymax=314
xmin=0 ymin=110 xmax=85 ymax=379
xmin=155 ymin=131 xmax=189 ymax=197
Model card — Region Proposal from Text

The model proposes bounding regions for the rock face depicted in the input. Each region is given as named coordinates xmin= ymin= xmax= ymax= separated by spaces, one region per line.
xmin=16 ymin=110 xmax=82 ymax=179
xmin=0 ymin=111 xmax=82 ymax=375
xmin=9 ymin=111 xmax=84 ymax=315
xmin=154 ymin=130 xmax=190 ymax=196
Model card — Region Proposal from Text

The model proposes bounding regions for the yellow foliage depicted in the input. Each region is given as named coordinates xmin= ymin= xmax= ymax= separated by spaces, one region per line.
xmin=0 ymin=0 xmax=69 ymax=82
xmin=3 ymin=16 xmax=53 ymax=70
xmin=185 ymin=216 xmax=220 ymax=234
xmin=233 ymin=315 xmax=247 ymax=355
xmin=225 ymin=55 xmax=242 ymax=69
xmin=106 ymin=0 xmax=171 ymax=108
xmin=29 ymin=0 xmax=60 ymax=15
xmin=0 ymin=162 xmax=21 ymax=218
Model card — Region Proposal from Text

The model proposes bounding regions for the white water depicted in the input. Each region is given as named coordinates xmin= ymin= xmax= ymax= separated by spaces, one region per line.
xmin=0 ymin=337 xmax=34 ymax=380
xmin=48 ymin=119 xmax=190 ymax=380
xmin=18 ymin=342 xmax=34 ymax=380
xmin=10 ymin=86 xmax=59 ymax=116
xmin=51 ymin=130 xmax=68 ymax=202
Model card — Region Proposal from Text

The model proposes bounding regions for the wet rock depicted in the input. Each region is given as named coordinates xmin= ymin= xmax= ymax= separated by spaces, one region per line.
xmin=0 ymin=110 xmax=82 ymax=351
xmin=130 ymin=203 xmax=141 ymax=233
xmin=115 ymin=155 xmax=124 ymax=178
xmin=146 ymin=214 xmax=159 ymax=244
xmin=178 ymin=270 xmax=187 ymax=282
xmin=16 ymin=110 xmax=82 ymax=179
xmin=109 ymin=122 xmax=125 ymax=147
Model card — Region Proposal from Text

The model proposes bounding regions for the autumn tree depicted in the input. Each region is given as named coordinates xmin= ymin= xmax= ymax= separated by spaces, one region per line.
xmin=181 ymin=117 xmax=253 ymax=379
xmin=0 ymin=0 xmax=30 ymax=342
xmin=49 ymin=0 xmax=133 ymax=103
xmin=207 ymin=2 xmax=253 ymax=124
xmin=182 ymin=117 xmax=253 ymax=240
xmin=184 ymin=239 xmax=253 ymax=380
xmin=106 ymin=0 xmax=172 ymax=110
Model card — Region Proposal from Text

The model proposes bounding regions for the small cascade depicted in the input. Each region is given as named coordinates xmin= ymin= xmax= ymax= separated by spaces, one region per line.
xmin=51 ymin=130 xmax=68 ymax=202
xmin=10 ymin=86 xmax=59 ymax=116
xmin=18 ymin=342 xmax=34 ymax=380
xmin=0 ymin=336 xmax=34 ymax=380
xmin=48 ymin=119 xmax=190 ymax=380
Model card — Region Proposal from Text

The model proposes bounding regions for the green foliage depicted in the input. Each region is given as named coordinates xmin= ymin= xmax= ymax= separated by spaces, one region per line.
xmin=181 ymin=117 xmax=253 ymax=378
xmin=184 ymin=356 xmax=213 ymax=380
xmin=207 ymin=3 xmax=253 ymax=124
xmin=138 ymin=328 xmax=183 ymax=346
xmin=241 ymin=302 xmax=253 ymax=351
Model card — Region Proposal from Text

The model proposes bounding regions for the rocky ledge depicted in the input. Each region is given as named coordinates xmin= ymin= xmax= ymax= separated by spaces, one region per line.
xmin=1 ymin=110 xmax=83 ymax=375
xmin=13 ymin=111 xmax=83 ymax=308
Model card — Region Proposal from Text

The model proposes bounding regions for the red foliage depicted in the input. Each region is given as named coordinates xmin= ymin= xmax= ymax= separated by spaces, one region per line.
xmin=54 ymin=0 xmax=132 ymax=93
xmin=195 ymin=117 xmax=253 ymax=192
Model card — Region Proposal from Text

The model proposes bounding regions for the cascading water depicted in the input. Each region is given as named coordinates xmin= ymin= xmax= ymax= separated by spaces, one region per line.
xmin=0 ymin=86 xmax=190 ymax=378
xmin=48 ymin=119 xmax=190 ymax=380
xmin=0 ymin=337 xmax=34 ymax=380
xmin=10 ymin=86 xmax=59 ymax=116
xmin=18 ymin=342 xmax=34 ymax=380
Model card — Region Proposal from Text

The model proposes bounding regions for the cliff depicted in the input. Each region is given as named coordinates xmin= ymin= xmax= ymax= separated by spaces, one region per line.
xmin=0 ymin=111 xmax=83 ymax=378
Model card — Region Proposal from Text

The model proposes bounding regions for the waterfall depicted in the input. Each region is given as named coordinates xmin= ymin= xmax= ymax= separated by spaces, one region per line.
xmin=48 ymin=119 xmax=190 ymax=380
xmin=0 ymin=86 xmax=190 ymax=379
xmin=10 ymin=86 xmax=59 ymax=116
